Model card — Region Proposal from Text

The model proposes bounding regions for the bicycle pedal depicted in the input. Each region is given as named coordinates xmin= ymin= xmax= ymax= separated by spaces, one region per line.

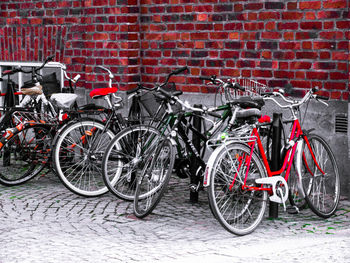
xmin=189 ymin=184 xmax=200 ymax=192
xmin=286 ymin=205 xmax=300 ymax=215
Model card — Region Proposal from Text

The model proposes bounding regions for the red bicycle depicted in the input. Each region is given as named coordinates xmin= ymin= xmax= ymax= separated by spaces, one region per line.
xmin=205 ymin=87 xmax=340 ymax=235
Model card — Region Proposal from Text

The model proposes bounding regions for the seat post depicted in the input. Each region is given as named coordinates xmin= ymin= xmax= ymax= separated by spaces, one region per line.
xmin=104 ymin=95 xmax=113 ymax=108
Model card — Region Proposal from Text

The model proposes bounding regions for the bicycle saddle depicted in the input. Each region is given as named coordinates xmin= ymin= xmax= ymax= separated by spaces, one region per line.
xmin=89 ymin=87 xmax=118 ymax=99
xmin=230 ymin=96 xmax=264 ymax=109
xmin=236 ymin=108 xmax=262 ymax=119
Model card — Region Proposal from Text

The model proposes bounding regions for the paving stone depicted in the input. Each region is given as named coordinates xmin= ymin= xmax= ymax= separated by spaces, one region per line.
xmin=0 ymin=173 xmax=349 ymax=262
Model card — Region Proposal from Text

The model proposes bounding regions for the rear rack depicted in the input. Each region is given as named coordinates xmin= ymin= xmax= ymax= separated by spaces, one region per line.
xmin=12 ymin=110 xmax=58 ymax=126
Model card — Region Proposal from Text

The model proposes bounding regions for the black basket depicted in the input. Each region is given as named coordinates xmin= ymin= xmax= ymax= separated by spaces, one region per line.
xmin=130 ymin=82 xmax=181 ymax=123
xmin=22 ymin=72 xmax=60 ymax=97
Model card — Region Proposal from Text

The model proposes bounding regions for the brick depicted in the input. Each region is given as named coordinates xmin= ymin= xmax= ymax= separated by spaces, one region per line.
xmin=330 ymin=72 xmax=348 ymax=80
xmin=273 ymin=51 xmax=295 ymax=60
xmin=277 ymin=22 xmax=298 ymax=30
xmin=290 ymin=62 xmax=312 ymax=69
xmin=296 ymin=52 xmax=318 ymax=59
xmin=259 ymin=12 xmax=280 ymax=20
xmin=300 ymin=22 xmax=322 ymax=30
xmin=319 ymin=31 xmax=343 ymax=40
xmin=261 ymin=32 xmax=281 ymax=39
xmin=242 ymin=51 xmax=260 ymax=59
xmin=336 ymin=21 xmax=350 ymax=29
xmin=313 ymin=41 xmax=336 ymax=49
xmin=190 ymin=32 xmax=208 ymax=40
xmin=317 ymin=11 xmax=341 ymax=19
xmin=259 ymin=41 xmax=278 ymax=50
xmin=176 ymin=23 xmax=194 ymax=31
xmin=220 ymin=51 xmax=239 ymax=59
xmin=245 ymin=3 xmax=263 ymax=10
xmin=265 ymin=2 xmax=284 ymax=9
xmin=313 ymin=62 xmax=336 ymax=70
xmin=306 ymin=72 xmax=328 ymax=80
xmin=214 ymin=4 xmax=232 ymax=12
xmin=279 ymin=42 xmax=300 ymax=50
xmin=206 ymin=60 xmax=224 ymax=67
xmin=236 ymin=60 xmax=256 ymax=68
xmin=282 ymin=12 xmax=303 ymax=20
xmin=323 ymin=0 xmax=347 ymax=9
xmin=296 ymin=32 xmax=317 ymax=40
xmin=244 ymin=22 xmax=264 ymax=31
xmin=210 ymin=32 xmax=228 ymax=39
xmin=325 ymin=82 xmax=347 ymax=90
xmin=299 ymin=1 xmax=321 ymax=9
xmin=253 ymin=70 xmax=272 ymax=78
xmin=224 ymin=23 xmax=242 ymax=31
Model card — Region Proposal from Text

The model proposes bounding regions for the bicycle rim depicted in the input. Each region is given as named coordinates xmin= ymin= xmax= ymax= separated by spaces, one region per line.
xmin=134 ymin=139 xmax=175 ymax=218
xmin=302 ymin=134 xmax=340 ymax=218
xmin=53 ymin=120 xmax=114 ymax=197
xmin=208 ymin=143 xmax=267 ymax=236
xmin=0 ymin=125 xmax=51 ymax=186
xmin=102 ymin=125 xmax=162 ymax=201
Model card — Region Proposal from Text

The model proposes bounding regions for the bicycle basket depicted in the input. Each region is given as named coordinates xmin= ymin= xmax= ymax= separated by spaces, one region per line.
xmin=22 ymin=72 xmax=61 ymax=97
xmin=225 ymin=78 xmax=267 ymax=100
xmin=130 ymin=82 xmax=181 ymax=123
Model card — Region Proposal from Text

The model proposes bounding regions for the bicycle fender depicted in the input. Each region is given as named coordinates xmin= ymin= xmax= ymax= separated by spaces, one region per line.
xmin=203 ymin=143 xmax=227 ymax=187
xmin=294 ymin=139 xmax=306 ymax=199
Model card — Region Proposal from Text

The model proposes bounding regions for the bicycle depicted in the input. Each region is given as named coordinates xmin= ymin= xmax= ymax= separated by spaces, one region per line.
xmin=204 ymin=87 xmax=340 ymax=235
xmin=129 ymin=78 xmax=265 ymax=218
xmin=51 ymin=67 xmax=176 ymax=197
xmin=0 ymin=56 xmax=85 ymax=186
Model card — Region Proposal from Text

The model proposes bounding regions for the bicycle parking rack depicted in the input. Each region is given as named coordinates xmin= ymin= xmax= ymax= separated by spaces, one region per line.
xmin=269 ymin=113 xmax=283 ymax=219
xmin=190 ymin=104 xmax=202 ymax=203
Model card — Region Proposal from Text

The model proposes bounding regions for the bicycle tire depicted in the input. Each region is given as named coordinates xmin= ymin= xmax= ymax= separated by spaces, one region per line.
xmin=53 ymin=119 xmax=115 ymax=197
xmin=301 ymin=134 xmax=340 ymax=218
xmin=208 ymin=142 xmax=267 ymax=236
xmin=133 ymin=138 xmax=175 ymax=218
xmin=288 ymin=164 xmax=307 ymax=210
xmin=0 ymin=125 xmax=52 ymax=186
xmin=102 ymin=124 xmax=162 ymax=201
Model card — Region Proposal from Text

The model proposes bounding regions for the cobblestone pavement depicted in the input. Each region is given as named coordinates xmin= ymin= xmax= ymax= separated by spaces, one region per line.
xmin=0 ymin=173 xmax=349 ymax=263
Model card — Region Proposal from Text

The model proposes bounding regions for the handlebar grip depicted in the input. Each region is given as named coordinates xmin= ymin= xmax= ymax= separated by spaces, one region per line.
xmin=73 ymin=74 xmax=81 ymax=83
xmin=2 ymin=67 xmax=21 ymax=76
xmin=234 ymin=83 xmax=245 ymax=92
xmin=46 ymin=55 xmax=55 ymax=62
xmin=312 ymin=86 xmax=320 ymax=93
xmin=199 ymin=76 xmax=212 ymax=81
xmin=126 ymin=85 xmax=142 ymax=95
xmin=316 ymin=95 xmax=329 ymax=101
xmin=261 ymin=92 xmax=274 ymax=96
xmin=172 ymin=66 xmax=188 ymax=75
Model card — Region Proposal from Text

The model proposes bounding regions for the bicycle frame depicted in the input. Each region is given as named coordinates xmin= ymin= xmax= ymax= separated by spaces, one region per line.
xmin=235 ymin=118 xmax=325 ymax=201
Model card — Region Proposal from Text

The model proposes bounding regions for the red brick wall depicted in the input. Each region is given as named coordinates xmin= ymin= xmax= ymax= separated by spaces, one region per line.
xmin=0 ymin=0 xmax=349 ymax=100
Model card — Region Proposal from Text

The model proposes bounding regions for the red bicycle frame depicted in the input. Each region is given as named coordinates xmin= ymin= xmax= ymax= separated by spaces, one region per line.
xmin=231 ymin=118 xmax=325 ymax=193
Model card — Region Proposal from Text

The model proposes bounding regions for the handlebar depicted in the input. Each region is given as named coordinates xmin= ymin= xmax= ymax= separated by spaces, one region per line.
xmin=1 ymin=55 xmax=55 ymax=77
xmin=262 ymin=86 xmax=329 ymax=112
xmin=200 ymin=75 xmax=245 ymax=92
xmin=159 ymin=66 xmax=188 ymax=89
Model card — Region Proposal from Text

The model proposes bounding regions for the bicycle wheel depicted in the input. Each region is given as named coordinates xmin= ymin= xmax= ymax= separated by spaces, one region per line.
xmin=53 ymin=119 xmax=115 ymax=197
xmin=208 ymin=143 xmax=267 ymax=236
xmin=134 ymin=138 xmax=175 ymax=218
xmin=288 ymin=164 xmax=307 ymax=210
xmin=102 ymin=125 xmax=162 ymax=201
xmin=0 ymin=125 xmax=52 ymax=186
xmin=301 ymin=134 xmax=340 ymax=218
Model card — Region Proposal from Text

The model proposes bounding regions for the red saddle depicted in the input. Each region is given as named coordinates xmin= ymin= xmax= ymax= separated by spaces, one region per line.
xmin=89 ymin=87 xmax=118 ymax=99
